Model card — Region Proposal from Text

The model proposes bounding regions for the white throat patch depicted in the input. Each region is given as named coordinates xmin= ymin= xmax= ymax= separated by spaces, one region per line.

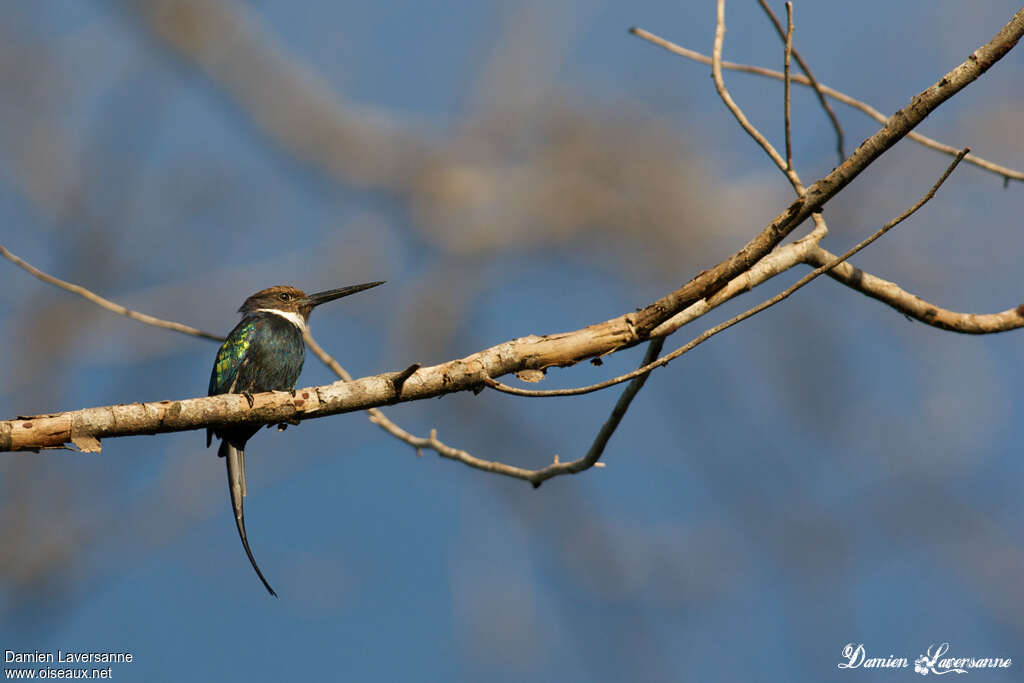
xmin=255 ymin=308 xmax=307 ymax=332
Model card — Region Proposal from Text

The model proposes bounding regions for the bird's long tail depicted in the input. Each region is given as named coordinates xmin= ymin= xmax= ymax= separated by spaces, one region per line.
xmin=220 ymin=440 xmax=277 ymax=597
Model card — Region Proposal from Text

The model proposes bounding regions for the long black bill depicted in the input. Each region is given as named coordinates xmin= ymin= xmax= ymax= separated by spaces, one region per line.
xmin=301 ymin=281 xmax=385 ymax=308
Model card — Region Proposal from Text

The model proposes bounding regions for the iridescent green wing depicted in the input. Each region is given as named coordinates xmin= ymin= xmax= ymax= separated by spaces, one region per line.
xmin=209 ymin=318 xmax=257 ymax=396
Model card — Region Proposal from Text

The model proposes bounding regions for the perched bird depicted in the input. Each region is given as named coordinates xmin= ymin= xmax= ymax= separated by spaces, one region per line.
xmin=208 ymin=282 xmax=384 ymax=596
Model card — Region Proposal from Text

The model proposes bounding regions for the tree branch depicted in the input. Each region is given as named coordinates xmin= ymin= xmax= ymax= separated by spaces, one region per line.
xmin=0 ymin=330 xmax=667 ymax=489
xmin=0 ymin=313 xmax=635 ymax=451
xmin=484 ymin=149 xmax=971 ymax=397
xmin=630 ymin=6 xmax=1024 ymax=338
xmin=804 ymin=246 xmax=1024 ymax=334
xmin=4 ymin=145 xmax=964 ymax=453
xmin=2 ymin=8 xmax=1022 ymax=470
xmin=0 ymin=238 xmax=573 ymax=479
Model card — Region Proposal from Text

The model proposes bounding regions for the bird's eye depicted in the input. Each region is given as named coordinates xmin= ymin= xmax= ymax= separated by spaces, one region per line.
xmin=279 ymin=292 xmax=291 ymax=301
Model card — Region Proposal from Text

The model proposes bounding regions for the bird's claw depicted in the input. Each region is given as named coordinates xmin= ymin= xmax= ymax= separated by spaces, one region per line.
xmin=243 ymin=392 xmax=255 ymax=408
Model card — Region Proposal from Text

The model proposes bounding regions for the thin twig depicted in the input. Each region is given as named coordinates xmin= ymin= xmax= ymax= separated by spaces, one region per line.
xmin=526 ymin=338 xmax=666 ymax=488
xmin=302 ymin=331 xmax=356 ymax=381
xmin=757 ymin=0 xmax=846 ymax=162
xmin=0 ymin=242 xmax=224 ymax=341
xmin=629 ymin=26 xmax=1023 ymax=183
xmin=303 ymin=331 xmax=499 ymax=474
xmin=484 ymin=149 xmax=970 ymax=398
xmin=711 ymin=0 xmax=804 ymax=194
xmin=784 ymin=2 xmax=794 ymax=172
xmin=708 ymin=1 xmax=829 ymax=237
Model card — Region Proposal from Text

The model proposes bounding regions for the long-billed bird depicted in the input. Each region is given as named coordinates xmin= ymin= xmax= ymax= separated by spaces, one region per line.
xmin=208 ymin=282 xmax=384 ymax=596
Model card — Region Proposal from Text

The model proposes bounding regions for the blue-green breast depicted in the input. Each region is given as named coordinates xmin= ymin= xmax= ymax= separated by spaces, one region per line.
xmin=208 ymin=312 xmax=306 ymax=397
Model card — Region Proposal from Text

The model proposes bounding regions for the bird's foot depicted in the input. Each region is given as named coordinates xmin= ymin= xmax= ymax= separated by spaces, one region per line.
xmin=243 ymin=392 xmax=255 ymax=408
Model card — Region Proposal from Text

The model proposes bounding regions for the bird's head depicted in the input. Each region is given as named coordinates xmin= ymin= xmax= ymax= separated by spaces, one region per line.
xmin=239 ymin=282 xmax=384 ymax=322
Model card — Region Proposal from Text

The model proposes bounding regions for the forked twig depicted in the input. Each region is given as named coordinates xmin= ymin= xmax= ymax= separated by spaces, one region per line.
xmin=711 ymin=0 xmax=803 ymax=193
xmin=710 ymin=0 xmax=830 ymax=239
xmin=758 ymin=0 xmax=846 ymax=162
xmin=628 ymin=27 xmax=1023 ymax=183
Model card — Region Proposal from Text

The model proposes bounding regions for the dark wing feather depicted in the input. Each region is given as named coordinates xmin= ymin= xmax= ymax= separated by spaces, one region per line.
xmin=208 ymin=318 xmax=257 ymax=447
xmin=209 ymin=318 xmax=257 ymax=396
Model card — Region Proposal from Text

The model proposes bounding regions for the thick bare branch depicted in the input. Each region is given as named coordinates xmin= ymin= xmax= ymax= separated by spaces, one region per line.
xmin=0 ymin=239 xmax=500 ymax=472
xmin=0 ymin=313 xmax=636 ymax=452
xmin=650 ymin=221 xmax=828 ymax=338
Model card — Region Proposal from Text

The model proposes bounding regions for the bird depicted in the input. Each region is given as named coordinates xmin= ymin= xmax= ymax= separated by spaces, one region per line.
xmin=207 ymin=281 xmax=384 ymax=596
